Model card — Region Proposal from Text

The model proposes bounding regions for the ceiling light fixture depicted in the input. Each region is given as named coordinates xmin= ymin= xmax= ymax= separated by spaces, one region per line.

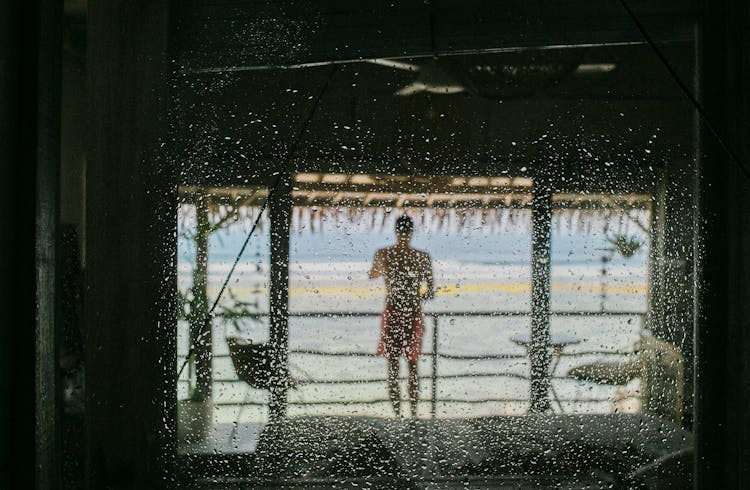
xmin=575 ymin=63 xmax=617 ymax=74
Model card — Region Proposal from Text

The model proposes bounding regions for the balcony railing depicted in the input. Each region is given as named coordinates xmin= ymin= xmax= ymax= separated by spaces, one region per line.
xmin=178 ymin=310 xmax=645 ymax=417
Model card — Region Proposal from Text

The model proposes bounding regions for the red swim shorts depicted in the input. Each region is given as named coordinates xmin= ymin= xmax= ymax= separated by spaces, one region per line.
xmin=376 ymin=305 xmax=424 ymax=362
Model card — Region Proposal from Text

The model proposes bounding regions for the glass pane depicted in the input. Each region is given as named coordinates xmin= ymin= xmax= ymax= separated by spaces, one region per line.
xmin=176 ymin=187 xmax=270 ymax=454
xmin=163 ymin=34 xmax=697 ymax=489
xmin=287 ymin=177 xmax=534 ymax=420
xmin=550 ymin=205 xmax=651 ymax=414
xmin=62 ymin=1 xmax=750 ymax=487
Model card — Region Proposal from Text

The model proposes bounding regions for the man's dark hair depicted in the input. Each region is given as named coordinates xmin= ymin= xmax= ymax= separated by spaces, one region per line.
xmin=395 ymin=215 xmax=414 ymax=234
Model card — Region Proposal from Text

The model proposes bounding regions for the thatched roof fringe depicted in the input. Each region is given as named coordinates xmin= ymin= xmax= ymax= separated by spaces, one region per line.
xmin=178 ymin=195 xmax=650 ymax=236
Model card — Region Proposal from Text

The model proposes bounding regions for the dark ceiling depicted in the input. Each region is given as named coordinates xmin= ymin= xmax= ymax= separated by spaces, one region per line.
xmin=62 ymin=1 xmax=699 ymax=193
xmin=174 ymin=42 xmax=696 ymax=194
xmin=175 ymin=0 xmax=696 ymax=72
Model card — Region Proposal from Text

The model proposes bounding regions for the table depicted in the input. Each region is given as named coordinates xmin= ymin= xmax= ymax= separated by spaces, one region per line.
xmin=510 ymin=333 xmax=581 ymax=413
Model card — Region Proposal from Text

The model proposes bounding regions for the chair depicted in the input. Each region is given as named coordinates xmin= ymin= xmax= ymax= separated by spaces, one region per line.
xmin=568 ymin=336 xmax=684 ymax=424
xmin=226 ymin=337 xmax=294 ymax=390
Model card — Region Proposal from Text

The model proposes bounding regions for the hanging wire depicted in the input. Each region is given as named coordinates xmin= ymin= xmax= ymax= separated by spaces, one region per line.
xmin=617 ymin=0 xmax=750 ymax=183
xmin=177 ymin=66 xmax=337 ymax=380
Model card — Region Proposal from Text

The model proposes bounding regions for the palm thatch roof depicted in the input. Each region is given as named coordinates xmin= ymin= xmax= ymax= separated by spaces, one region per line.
xmin=178 ymin=172 xmax=651 ymax=235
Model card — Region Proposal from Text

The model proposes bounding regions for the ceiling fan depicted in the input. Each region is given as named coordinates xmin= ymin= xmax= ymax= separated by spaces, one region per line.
xmin=366 ymin=58 xmax=466 ymax=96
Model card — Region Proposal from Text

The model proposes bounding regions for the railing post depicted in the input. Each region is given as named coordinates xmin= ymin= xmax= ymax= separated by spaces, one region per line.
xmin=530 ymin=185 xmax=552 ymax=413
xmin=269 ymin=173 xmax=291 ymax=421
xmin=431 ymin=314 xmax=438 ymax=419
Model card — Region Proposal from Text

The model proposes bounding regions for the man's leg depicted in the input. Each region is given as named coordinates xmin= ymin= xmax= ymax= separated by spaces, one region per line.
xmin=408 ymin=359 xmax=419 ymax=418
xmin=387 ymin=356 xmax=401 ymax=417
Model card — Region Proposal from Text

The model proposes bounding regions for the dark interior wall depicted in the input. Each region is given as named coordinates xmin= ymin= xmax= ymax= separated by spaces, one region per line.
xmin=0 ymin=3 xmax=28 ymax=487
xmin=175 ymin=44 xmax=694 ymax=195
xmin=695 ymin=0 xmax=750 ymax=486
xmin=84 ymin=1 xmax=175 ymax=488
xmin=175 ymin=0 xmax=695 ymax=71
xmin=172 ymin=0 xmax=697 ymax=197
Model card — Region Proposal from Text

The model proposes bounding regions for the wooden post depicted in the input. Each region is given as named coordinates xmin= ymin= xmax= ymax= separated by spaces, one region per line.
xmin=269 ymin=174 xmax=291 ymax=421
xmin=530 ymin=185 xmax=552 ymax=413
xmin=190 ymin=191 xmax=212 ymax=401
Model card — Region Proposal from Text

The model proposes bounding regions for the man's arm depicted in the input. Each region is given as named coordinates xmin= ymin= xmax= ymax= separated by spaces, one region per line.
xmin=369 ymin=249 xmax=385 ymax=279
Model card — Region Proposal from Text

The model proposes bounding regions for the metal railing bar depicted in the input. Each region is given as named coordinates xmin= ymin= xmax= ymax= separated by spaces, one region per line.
xmin=436 ymin=353 xmax=526 ymax=360
xmin=213 ymin=400 xmax=269 ymax=407
xmin=288 ymin=350 xmax=384 ymax=357
xmin=210 ymin=377 xmax=417 ymax=384
xmin=184 ymin=310 xmax=645 ymax=413
xmin=208 ymin=310 xmax=645 ymax=319
xmin=206 ymin=349 xmax=634 ymax=360
xmin=210 ymin=371 xmax=533 ymax=384
xmin=295 ymin=310 xmax=643 ymax=318
xmin=549 ymin=311 xmax=644 ymax=317
xmin=286 ymin=311 xmax=532 ymax=318
xmin=434 ymin=397 xmax=611 ymax=403
xmin=561 ymin=349 xmax=638 ymax=357
xmin=209 ymin=371 xmax=611 ymax=385
xmin=213 ymin=397 xmax=613 ymax=407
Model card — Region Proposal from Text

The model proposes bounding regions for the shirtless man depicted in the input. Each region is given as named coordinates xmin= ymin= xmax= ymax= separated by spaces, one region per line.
xmin=369 ymin=215 xmax=434 ymax=418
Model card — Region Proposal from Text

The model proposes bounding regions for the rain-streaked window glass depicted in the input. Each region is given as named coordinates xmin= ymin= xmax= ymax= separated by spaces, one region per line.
xmin=549 ymin=200 xmax=652 ymax=415
xmin=287 ymin=174 xmax=534 ymax=419
xmin=53 ymin=0 xmax=750 ymax=486
xmin=176 ymin=186 xmax=270 ymax=453
xmin=165 ymin=40 xmax=696 ymax=488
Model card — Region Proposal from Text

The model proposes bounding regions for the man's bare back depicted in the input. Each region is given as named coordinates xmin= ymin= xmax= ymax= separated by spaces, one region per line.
xmin=369 ymin=244 xmax=433 ymax=311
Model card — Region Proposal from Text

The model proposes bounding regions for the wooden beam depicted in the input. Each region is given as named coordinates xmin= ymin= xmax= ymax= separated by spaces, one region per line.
xmin=291 ymin=180 xmax=533 ymax=195
xmin=180 ymin=183 xmax=651 ymax=210
xmin=175 ymin=0 xmax=696 ymax=73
